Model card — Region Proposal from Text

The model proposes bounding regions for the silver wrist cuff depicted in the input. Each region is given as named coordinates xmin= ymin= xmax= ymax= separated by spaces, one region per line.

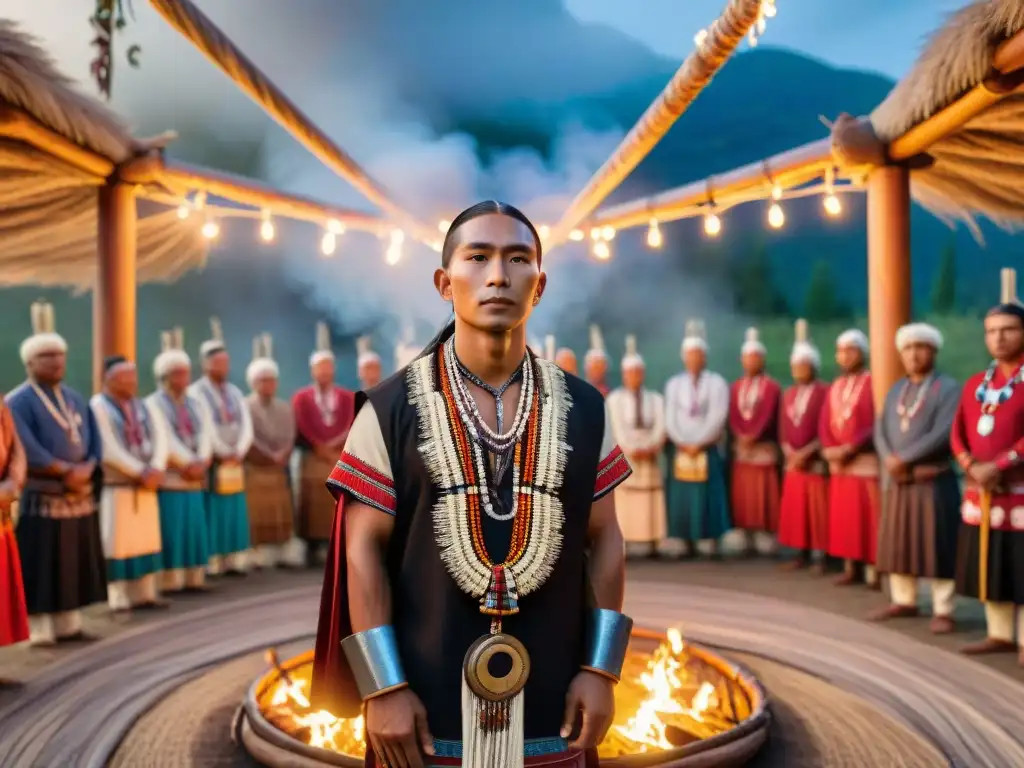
xmin=582 ymin=608 xmax=633 ymax=683
xmin=340 ymin=625 xmax=407 ymax=700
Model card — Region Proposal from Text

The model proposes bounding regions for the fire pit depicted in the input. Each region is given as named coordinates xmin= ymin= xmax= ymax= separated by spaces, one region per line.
xmin=237 ymin=628 xmax=769 ymax=767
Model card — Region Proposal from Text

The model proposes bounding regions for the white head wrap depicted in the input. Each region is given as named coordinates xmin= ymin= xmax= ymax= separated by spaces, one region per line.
xmin=836 ymin=328 xmax=869 ymax=353
xmin=246 ymin=333 xmax=280 ymax=388
xmin=153 ymin=327 xmax=191 ymax=380
xmin=789 ymin=318 xmax=821 ymax=369
xmin=895 ymin=322 xmax=943 ymax=351
xmin=621 ymin=334 xmax=644 ymax=370
xmin=19 ymin=301 xmax=67 ymax=364
xmin=740 ymin=327 xmax=766 ymax=357
xmin=309 ymin=321 xmax=335 ymax=368
xmin=356 ymin=335 xmax=381 ymax=368
xmin=199 ymin=316 xmax=227 ymax=359
xmin=681 ymin=318 xmax=708 ymax=355
xmin=584 ymin=325 xmax=608 ymax=364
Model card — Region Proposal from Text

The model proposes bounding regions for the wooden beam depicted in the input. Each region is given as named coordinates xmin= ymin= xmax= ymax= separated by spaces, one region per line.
xmin=0 ymin=105 xmax=114 ymax=179
xmin=93 ymin=180 xmax=138 ymax=393
xmin=866 ymin=165 xmax=911 ymax=413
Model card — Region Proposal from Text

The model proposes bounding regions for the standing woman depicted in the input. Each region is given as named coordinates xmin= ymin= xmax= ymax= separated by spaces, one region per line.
xmin=0 ymin=398 xmax=29 ymax=676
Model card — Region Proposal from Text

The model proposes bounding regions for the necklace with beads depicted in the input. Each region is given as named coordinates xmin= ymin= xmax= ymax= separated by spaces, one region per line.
xmin=831 ymin=372 xmax=866 ymax=431
xmin=787 ymin=384 xmax=814 ymax=426
xmin=896 ymin=375 xmax=933 ymax=433
xmin=738 ymin=375 xmax=763 ymax=420
xmin=974 ymin=361 xmax=1023 ymax=437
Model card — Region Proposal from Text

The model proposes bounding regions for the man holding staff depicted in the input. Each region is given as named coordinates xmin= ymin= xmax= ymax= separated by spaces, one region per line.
xmin=952 ymin=268 xmax=1024 ymax=662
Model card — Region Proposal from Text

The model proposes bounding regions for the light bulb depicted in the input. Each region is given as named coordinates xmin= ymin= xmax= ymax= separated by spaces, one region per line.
xmin=321 ymin=231 xmax=336 ymax=257
xmin=569 ymin=229 xmax=585 ymax=242
xmin=592 ymin=241 xmax=611 ymax=260
xmin=176 ymin=204 xmax=190 ymax=220
xmin=703 ymin=213 xmax=721 ymax=237
xmin=327 ymin=218 xmax=345 ymax=235
xmin=391 ymin=229 xmax=405 ymax=245
xmin=259 ymin=218 xmax=275 ymax=243
xmin=646 ymin=219 xmax=662 ymax=249
xmin=201 ymin=220 xmax=219 ymax=240
xmin=767 ymin=202 xmax=785 ymax=229
xmin=590 ymin=227 xmax=601 ymax=241
xmin=771 ymin=183 xmax=782 ymax=201
xmin=601 ymin=225 xmax=616 ymax=241
xmin=823 ymin=193 xmax=842 ymax=217
xmin=385 ymin=244 xmax=402 ymax=266
xmin=538 ymin=224 xmax=550 ymax=240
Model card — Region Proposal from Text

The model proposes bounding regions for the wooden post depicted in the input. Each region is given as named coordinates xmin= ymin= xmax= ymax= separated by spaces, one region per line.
xmin=93 ymin=180 xmax=138 ymax=392
xmin=866 ymin=165 xmax=912 ymax=413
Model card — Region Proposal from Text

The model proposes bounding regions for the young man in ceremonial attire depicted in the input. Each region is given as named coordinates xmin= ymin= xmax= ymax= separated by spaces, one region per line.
xmin=0 ymin=399 xmax=29 ymax=677
xmin=606 ymin=335 xmax=667 ymax=558
xmin=357 ymin=336 xmax=383 ymax=391
xmin=244 ymin=335 xmax=299 ymax=569
xmin=7 ymin=302 xmax=106 ymax=645
xmin=820 ymin=330 xmax=880 ymax=588
xmin=872 ymin=324 xmax=960 ymax=631
xmin=293 ymin=322 xmax=356 ymax=565
xmin=777 ymin=320 xmax=830 ymax=572
xmin=662 ymin=320 xmax=731 ymax=559
xmin=584 ymin=325 xmax=611 ymax=397
xmin=728 ymin=327 xmax=782 ymax=557
xmin=313 ymin=201 xmax=633 ymax=768
xmin=91 ymin=356 xmax=170 ymax=613
xmin=952 ymin=268 xmax=1024 ymax=663
xmin=189 ymin=320 xmax=253 ymax=577
xmin=148 ymin=330 xmax=214 ymax=593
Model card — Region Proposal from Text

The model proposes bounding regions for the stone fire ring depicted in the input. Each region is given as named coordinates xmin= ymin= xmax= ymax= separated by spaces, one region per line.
xmin=237 ymin=628 xmax=771 ymax=768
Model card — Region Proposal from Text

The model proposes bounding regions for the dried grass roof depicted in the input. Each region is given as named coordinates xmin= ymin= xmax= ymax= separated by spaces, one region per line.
xmin=0 ymin=21 xmax=207 ymax=287
xmin=870 ymin=0 xmax=1024 ymax=235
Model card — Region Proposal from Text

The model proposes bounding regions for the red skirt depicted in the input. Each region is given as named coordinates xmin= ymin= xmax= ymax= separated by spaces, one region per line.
xmin=365 ymin=749 xmax=593 ymax=766
xmin=0 ymin=522 xmax=29 ymax=647
xmin=777 ymin=471 xmax=829 ymax=551
xmin=729 ymin=462 xmax=780 ymax=532
xmin=826 ymin=475 xmax=880 ymax=563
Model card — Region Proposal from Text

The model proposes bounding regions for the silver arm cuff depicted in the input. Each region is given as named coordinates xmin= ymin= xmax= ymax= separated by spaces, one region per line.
xmin=340 ymin=625 xmax=408 ymax=700
xmin=582 ymin=608 xmax=633 ymax=683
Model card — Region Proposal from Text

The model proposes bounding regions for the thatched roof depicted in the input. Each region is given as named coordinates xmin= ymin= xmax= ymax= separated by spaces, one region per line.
xmin=870 ymin=0 xmax=1024 ymax=233
xmin=0 ymin=21 xmax=208 ymax=287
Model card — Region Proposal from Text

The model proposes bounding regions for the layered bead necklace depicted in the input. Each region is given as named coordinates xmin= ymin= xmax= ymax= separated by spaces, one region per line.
xmin=738 ymin=375 xmax=762 ymax=420
xmin=974 ymin=361 xmax=1023 ymax=437
xmin=443 ymin=338 xmax=533 ymax=521
xmin=787 ymin=384 xmax=814 ymax=427
xmin=895 ymin=375 xmax=933 ymax=433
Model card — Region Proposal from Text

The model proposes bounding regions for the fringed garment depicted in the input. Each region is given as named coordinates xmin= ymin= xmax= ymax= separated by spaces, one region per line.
xmin=777 ymin=382 xmax=830 ymax=552
xmin=245 ymin=395 xmax=296 ymax=546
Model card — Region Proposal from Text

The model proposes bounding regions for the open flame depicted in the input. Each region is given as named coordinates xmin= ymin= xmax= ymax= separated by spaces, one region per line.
xmin=260 ymin=628 xmax=739 ymax=760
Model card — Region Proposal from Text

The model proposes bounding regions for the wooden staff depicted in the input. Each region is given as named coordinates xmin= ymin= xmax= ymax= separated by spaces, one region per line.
xmin=979 ymin=489 xmax=991 ymax=602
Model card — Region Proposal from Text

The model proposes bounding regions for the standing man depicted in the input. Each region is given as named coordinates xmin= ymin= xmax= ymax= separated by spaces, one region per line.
xmin=606 ymin=335 xmax=667 ymax=558
xmin=189 ymin=318 xmax=253 ymax=577
xmin=820 ymin=329 xmax=879 ymax=587
xmin=663 ymin=320 xmax=731 ymax=559
xmin=0 ymin=398 xmax=28 ymax=668
xmin=584 ymin=325 xmax=611 ymax=396
xmin=872 ymin=323 xmax=960 ymax=632
xmin=293 ymin=322 xmax=356 ymax=565
xmin=244 ymin=335 xmax=298 ymax=569
xmin=728 ymin=327 xmax=782 ymax=556
xmin=91 ymin=356 xmax=169 ymax=613
xmin=357 ymin=336 xmax=383 ymax=391
xmin=7 ymin=301 xmax=106 ymax=645
xmin=952 ymin=268 xmax=1024 ymax=662
xmin=777 ymin=320 xmax=830 ymax=572
xmin=312 ymin=201 xmax=631 ymax=767
xmin=149 ymin=329 xmax=213 ymax=594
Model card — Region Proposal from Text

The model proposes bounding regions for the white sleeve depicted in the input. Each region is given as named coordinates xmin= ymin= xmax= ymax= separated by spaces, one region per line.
xmin=196 ymin=398 xmax=216 ymax=461
xmin=234 ymin=386 xmax=254 ymax=456
xmin=696 ymin=376 xmax=730 ymax=445
xmin=145 ymin=400 xmax=170 ymax=471
xmin=605 ymin=392 xmax=633 ymax=452
xmin=146 ymin=395 xmax=194 ymax=466
xmin=663 ymin=377 xmax=685 ymax=445
xmin=90 ymin=396 xmax=146 ymax=478
xmin=644 ymin=392 xmax=667 ymax=451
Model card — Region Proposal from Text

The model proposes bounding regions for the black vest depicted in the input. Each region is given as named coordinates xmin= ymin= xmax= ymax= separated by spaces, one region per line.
xmin=365 ymin=355 xmax=606 ymax=740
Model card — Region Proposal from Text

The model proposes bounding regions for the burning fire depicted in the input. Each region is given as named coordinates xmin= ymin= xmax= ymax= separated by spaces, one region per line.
xmin=260 ymin=629 xmax=742 ymax=759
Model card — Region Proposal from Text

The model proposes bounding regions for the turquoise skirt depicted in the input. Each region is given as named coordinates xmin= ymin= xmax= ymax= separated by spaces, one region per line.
xmin=158 ymin=489 xmax=210 ymax=570
xmin=108 ymin=552 xmax=163 ymax=582
xmin=206 ymin=492 xmax=251 ymax=557
xmin=664 ymin=445 xmax=732 ymax=541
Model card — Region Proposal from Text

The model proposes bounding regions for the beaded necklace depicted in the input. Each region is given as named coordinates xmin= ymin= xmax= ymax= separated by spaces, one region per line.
xmin=30 ymin=381 xmax=82 ymax=445
xmin=973 ymin=360 xmax=1023 ymax=436
xmin=831 ymin=372 xmax=866 ymax=432
xmin=895 ymin=375 xmax=934 ymax=433
xmin=786 ymin=384 xmax=814 ymax=427
xmin=101 ymin=394 xmax=152 ymax=455
xmin=738 ymin=375 xmax=762 ymax=421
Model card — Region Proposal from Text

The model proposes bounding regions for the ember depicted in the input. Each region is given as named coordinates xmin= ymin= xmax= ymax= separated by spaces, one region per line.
xmin=253 ymin=628 xmax=765 ymax=764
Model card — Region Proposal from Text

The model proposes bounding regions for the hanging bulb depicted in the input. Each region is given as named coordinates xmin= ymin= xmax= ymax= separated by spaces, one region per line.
xmin=568 ymin=229 xmax=585 ymax=242
xmin=823 ymin=193 xmax=842 ymax=217
xmin=592 ymin=240 xmax=611 ymax=260
xmin=589 ymin=227 xmax=601 ymax=241
xmin=438 ymin=219 xmax=450 ymax=234
xmin=320 ymin=231 xmax=336 ymax=257
xmin=391 ymin=229 xmax=405 ymax=245
xmin=601 ymin=225 xmax=616 ymax=241
xmin=259 ymin=217 xmax=275 ymax=243
xmin=703 ymin=212 xmax=721 ymax=237
xmin=327 ymin=218 xmax=345 ymax=235
xmin=538 ymin=224 xmax=550 ymax=240
xmin=176 ymin=204 xmax=190 ymax=220
xmin=385 ymin=244 xmax=402 ymax=266
xmin=771 ymin=183 xmax=783 ymax=201
xmin=201 ymin=219 xmax=220 ymax=240
xmin=767 ymin=202 xmax=785 ymax=229
xmin=646 ymin=219 xmax=663 ymax=249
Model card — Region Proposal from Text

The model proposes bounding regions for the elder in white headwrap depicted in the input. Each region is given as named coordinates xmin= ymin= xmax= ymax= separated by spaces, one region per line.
xmin=153 ymin=327 xmax=192 ymax=382
xmin=246 ymin=334 xmax=280 ymax=390
xmin=789 ymin=318 xmax=821 ymax=370
xmin=835 ymin=328 xmax=869 ymax=373
xmin=621 ymin=334 xmax=644 ymax=372
xmin=309 ymin=322 xmax=335 ymax=369
xmin=357 ymin=336 xmax=382 ymax=389
xmin=895 ymin=323 xmax=943 ymax=352
xmin=20 ymin=300 xmax=67 ymax=365
xmin=681 ymin=318 xmax=708 ymax=356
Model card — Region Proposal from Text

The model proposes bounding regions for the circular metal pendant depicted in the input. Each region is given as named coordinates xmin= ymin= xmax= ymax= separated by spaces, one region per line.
xmin=463 ymin=633 xmax=531 ymax=702
xmin=977 ymin=414 xmax=995 ymax=437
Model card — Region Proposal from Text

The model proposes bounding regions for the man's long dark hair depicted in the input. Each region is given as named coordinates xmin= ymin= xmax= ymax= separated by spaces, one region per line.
xmin=417 ymin=201 xmax=543 ymax=360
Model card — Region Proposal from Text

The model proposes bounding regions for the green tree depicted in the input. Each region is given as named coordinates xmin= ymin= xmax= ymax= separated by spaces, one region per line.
xmin=730 ymin=242 xmax=789 ymax=317
xmin=930 ymin=239 xmax=957 ymax=314
xmin=803 ymin=260 xmax=849 ymax=321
